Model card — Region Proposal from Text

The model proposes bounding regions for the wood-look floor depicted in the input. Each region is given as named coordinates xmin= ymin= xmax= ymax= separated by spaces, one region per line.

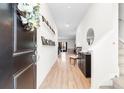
xmin=39 ymin=52 xmax=91 ymax=89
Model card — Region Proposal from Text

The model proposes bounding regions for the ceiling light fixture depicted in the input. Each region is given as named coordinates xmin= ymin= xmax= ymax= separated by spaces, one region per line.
xmin=65 ymin=24 xmax=70 ymax=28
xmin=67 ymin=6 xmax=71 ymax=9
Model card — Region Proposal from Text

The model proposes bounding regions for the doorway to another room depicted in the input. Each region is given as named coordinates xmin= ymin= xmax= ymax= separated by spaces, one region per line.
xmin=58 ymin=42 xmax=67 ymax=54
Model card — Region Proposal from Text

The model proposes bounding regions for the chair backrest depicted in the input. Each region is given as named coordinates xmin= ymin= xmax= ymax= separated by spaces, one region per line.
xmin=76 ymin=47 xmax=82 ymax=54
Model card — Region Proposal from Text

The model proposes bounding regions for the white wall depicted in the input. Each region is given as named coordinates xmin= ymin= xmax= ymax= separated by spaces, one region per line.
xmin=58 ymin=39 xmax=75 ymax=49
xmin=76 ymin=4 xmax=114 ymax=51
xmin=76 ymin=4 xmax=119 ymax=88
xmin=37 ymin=4 xmax=58 ymax=88
xmin=91 ymin=29 xmax=119 ymax=88
xmin=119 ymin=4 xmax=124 ymax=41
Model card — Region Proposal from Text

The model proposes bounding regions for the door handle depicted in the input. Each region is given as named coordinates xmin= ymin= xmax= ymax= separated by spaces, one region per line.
xmin=32 ymin=54 xmax=36 ymax=63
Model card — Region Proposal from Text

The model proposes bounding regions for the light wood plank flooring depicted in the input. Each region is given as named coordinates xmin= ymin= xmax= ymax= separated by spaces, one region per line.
xmin=39 ymin=52 xmax=91 ymax=89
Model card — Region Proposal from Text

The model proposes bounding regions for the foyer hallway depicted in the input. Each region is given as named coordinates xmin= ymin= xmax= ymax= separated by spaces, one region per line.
xmin=40 ymin=52 xmax=90 ymax=89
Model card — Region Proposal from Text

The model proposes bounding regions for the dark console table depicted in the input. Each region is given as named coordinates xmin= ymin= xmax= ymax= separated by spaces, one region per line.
xmin=78 ymin=52 xmax=91 ymax=77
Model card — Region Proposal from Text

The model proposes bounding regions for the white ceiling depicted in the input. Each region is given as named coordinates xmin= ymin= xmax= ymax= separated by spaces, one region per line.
xmin=47 ymin=3 xmax=92 ymax=40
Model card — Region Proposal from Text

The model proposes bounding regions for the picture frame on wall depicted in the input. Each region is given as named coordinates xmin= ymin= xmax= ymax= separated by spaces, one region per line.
xmin=42 ymin=15 xmax=55 ymax=34
xmin=41 ymin=36 xmax=55 ymax=46
xmin=41 ymin=36 xmax=46 ymax=45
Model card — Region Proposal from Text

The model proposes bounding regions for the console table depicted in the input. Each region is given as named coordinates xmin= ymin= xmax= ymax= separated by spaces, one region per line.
xmin=69 ymin=55 xmax=81 ymax=66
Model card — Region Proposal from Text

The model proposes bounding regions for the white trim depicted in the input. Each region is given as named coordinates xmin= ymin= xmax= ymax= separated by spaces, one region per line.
xmin=13 ymin=63 xmax=33 ymax=89
xmin=13 ymin=4 xmax=17 ymax=52
xmin=13 ymin=50 xmax=34 ymax=57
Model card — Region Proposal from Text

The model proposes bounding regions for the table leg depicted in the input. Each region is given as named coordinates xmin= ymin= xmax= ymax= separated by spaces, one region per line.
xmin=70 ymin=58 xmax=71 ymax=65
xmin=74 ymin=59 xmax=76 ymax=66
